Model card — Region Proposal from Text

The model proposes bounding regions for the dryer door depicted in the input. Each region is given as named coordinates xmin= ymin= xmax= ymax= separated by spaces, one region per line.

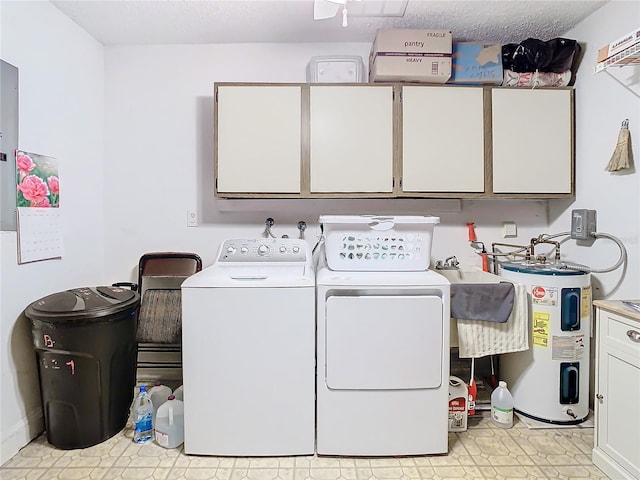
xmin=325 ymin=295 xmax=443 ymax=390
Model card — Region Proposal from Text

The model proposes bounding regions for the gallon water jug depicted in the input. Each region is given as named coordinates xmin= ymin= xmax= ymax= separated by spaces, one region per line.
xmin=173 ymin=385 xmax=184 ymax=401
xmin=149 ymin=382 xmax=172 ymax=424
xmin=155 ymin=395 xmax=184 ymax=448
xmin=491 ymin=380 xmax=514 ymax=429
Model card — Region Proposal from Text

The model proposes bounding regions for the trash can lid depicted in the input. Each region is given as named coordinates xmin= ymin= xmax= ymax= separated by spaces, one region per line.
xmin=25 ymin=286 xmax=140 ymax=323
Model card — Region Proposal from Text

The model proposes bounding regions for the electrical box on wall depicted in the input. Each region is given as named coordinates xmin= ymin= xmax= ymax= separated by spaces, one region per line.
xmin=571 ymin=209 xmax=597 ymax=240
xmin=0 ymin=60 xmax=19 ymax=231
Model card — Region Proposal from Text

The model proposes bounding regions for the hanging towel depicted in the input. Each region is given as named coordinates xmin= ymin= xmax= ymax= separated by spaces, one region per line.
xmin=455 ymin=281 xmax=529 ymax=359
xmin=450 ymin=282 xmax=514 ymax=323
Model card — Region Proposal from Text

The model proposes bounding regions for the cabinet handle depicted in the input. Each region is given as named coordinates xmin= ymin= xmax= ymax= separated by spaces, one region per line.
xmin=627 ymin=330 xmax=640 ymax=343
xmin=596 ymin=393 xmax=604 ymax=400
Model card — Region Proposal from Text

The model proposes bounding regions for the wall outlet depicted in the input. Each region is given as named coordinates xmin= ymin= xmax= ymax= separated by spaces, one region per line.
xmin=187 ymin=210 xmax=198 ymax=227
xmin=571 ymin=209 xmax=596 ymax=240
xmin=502 ymin=221 xmax=517 ymax=238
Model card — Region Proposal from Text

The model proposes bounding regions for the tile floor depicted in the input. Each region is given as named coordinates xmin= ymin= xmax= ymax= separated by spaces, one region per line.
xmin=1 ymin=413 xmax=609 ymax=480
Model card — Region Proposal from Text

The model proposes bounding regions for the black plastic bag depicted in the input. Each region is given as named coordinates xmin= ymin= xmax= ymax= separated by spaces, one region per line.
xmin=502 ymin=38 xmax=579 ymax=73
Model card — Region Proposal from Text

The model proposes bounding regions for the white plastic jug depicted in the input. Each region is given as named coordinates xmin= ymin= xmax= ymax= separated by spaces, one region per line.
xmin=491 ymin=380 xmax=514 ymax=429
xmin=154 ymin=395 xmax=184 ymax=448
xmin=173 ymin=385 xmax=183 ymax=401
xmin=149 ymin=382 xmax=172 ymax=423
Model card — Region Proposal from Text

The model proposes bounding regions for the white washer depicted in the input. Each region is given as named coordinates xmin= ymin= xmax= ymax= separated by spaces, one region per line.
xmin=316 ymin=248 xmax=450 ymax=456
xmin=181 ymin=238 xmax=315 ymax=456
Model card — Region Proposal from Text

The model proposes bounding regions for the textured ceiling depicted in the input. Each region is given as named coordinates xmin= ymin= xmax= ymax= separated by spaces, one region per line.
xmin=51 ymin=0 xmax=608 ymax=46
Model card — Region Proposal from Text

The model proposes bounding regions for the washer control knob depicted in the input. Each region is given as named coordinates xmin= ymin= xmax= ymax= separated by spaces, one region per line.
xmin=279 ymin=246 xmax=287 ymax=253
xmin=240 ymin=246 xmax=249 ymax=254
xmin=226 ymin=245 xmax=236 ymax=254
xmin=292 ymin=246 xmax=300 ymax=253
xmin=258 ymin=244 xmax=270 ymax=255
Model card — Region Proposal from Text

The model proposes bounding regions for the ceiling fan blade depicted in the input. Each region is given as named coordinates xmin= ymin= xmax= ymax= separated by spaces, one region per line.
xmin=314 ymin=0 xmax=343 ymax=20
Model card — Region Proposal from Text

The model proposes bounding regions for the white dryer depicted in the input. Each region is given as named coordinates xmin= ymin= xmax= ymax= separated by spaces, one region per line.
xmin=315 ymin=248 xmax=450 ymax=456
xmin=181 ymin=238 xmax=315 ymax=456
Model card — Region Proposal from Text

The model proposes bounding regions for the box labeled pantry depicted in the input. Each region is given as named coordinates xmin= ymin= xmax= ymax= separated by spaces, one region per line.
xmin=370 ymin=29 xmax=452 ymax=83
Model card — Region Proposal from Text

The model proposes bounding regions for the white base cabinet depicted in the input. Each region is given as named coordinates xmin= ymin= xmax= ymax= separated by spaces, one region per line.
xmin=593 ymin=301 xmax=640 ymax=480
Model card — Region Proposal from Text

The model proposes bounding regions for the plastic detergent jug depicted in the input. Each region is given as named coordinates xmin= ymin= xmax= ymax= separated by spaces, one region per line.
xmin=155 ymin=395 xmax=184 ymax=448
xmin=448 ymin=376 xmax=468 ymax=432
xmin=491 ymin=381 xmax=514 ymax=429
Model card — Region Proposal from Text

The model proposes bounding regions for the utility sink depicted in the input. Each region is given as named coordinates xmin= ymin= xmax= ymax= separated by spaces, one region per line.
xmin=435 ymin=268 xmax=503 ymax=284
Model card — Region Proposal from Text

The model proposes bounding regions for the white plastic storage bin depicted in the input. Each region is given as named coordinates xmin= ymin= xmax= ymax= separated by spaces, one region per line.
xmin=320 ymin=215 xmax=439 ymax=271
xmin=307 ymin=56 xmax=366 ymax=83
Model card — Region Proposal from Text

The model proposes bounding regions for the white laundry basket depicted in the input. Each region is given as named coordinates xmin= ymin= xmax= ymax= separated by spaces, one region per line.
xmin=320 ymin=215 xmax=440 ymax=271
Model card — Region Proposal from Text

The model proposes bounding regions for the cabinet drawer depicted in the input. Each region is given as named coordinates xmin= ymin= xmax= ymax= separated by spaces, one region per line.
xmin=602 ymin=312 xmax=640 ymax=357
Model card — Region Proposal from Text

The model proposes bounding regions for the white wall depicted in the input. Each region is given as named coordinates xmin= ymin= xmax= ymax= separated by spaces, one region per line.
xmin=0 ymin=1 xmax=105 ymax=464
xmin=551 ymin=0 xmax=640 ymax=301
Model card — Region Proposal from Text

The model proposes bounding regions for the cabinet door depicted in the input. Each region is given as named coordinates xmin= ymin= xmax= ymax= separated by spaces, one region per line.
xmin=596 ymin=311 xmax=640 ymax=479
xmin=216 ymin=85 xmax=301 ymax=194
xmin=402 ymin=86 xmax=485 ymax=193
xmin=309 ymin=85 xmax=394 ymax=193
xmin=491 ymin=89 xmax=573 ymax=194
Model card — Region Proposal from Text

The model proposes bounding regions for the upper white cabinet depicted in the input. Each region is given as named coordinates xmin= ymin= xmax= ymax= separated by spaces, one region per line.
xmin=491 ymin=88 xmax=573 ymax=194
xmin=402 ymin=86 xmax=485 ymax=193
xmin=213 ymin=83 xmax=574 ymax=199
xmin=215 ymin=85 xmax=302 ymax=194
xmin=309 ymin=85 xmax=394 ymax=194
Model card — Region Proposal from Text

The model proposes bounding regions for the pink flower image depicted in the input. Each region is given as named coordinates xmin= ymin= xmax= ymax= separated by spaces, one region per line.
xmin=18 ymin=175 xmax=50 ymax=205
xmin=16 ymin=152 xmax=36 ymax=173
xmin=47 ymin=176 xmax=60 ymax=194
xmin=33 ymin=197 xmax=51 ymax=208
xmin=15 ymin=151 xmax=60 ymax=209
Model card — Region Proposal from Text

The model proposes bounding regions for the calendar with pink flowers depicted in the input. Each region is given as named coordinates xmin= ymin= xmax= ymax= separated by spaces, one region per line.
xmin=15 ymin=150 xmax=63 ymax=263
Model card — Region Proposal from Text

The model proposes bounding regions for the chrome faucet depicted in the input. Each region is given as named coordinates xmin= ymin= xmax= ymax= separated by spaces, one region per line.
xmin=297 ymin=221 xmax=307 ymax=240
xmin=435 ymin=256 xmax=460 ymax=270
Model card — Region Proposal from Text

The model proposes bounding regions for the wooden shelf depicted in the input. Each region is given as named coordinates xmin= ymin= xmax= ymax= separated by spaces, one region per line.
xmin=595 ymin=42 xmax=640 ymax=73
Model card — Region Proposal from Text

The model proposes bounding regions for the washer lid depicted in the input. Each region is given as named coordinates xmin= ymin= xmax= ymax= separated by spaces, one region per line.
xmin=501 ymin=262 xmax=589 ymax=276
xmin=25 ymin=286 xmax=139 ymax=323
xmin=182 ymin=263 xmax=315 ymax=288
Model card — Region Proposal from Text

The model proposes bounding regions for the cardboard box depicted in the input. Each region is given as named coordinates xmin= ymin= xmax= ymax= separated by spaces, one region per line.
xmin=597 ymin=27 xmax=640 ymax=63
xmin=448 ymin=42 xmax=503 ymax=85
xmin=370 ymin=29 xmax=452 ymax=83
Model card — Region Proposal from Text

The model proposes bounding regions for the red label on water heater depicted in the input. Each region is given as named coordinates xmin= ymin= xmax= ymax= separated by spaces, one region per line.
xmin=532 ymin=286 xmax=546 ymax=298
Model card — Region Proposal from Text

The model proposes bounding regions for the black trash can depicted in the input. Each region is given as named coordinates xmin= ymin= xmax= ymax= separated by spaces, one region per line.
xmin=25 ymin=286 xmax=140 ymax=449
